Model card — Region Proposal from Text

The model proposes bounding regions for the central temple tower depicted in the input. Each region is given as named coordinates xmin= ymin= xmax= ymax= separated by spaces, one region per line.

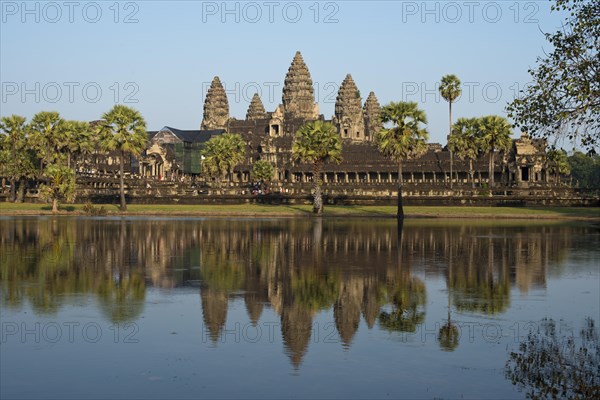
xmin=282 ymin=51 xmax=319 ymax=120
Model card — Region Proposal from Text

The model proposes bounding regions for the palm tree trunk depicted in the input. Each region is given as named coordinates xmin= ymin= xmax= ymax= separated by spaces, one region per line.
xmin=313 ymin=161 xmax=323 ymax=215
xmin=449 ymin=101 xmax=453 ymax=189
xmin=52 ymin=197 xmax=58 ymax=213
xmin=16 ymin=178 xmax=25 ymax=203
xmin=469 ymin=159 xmax=475 ymax=188
xmin=120 ymin=150 xmax=127 ymax=211
xmin=488 ymin=151 xmax=494 ymax=188
xmin=397 ymin=161 xmax=404 ymax=219
xmin=9 ymin=177 xmax=16 ymax=202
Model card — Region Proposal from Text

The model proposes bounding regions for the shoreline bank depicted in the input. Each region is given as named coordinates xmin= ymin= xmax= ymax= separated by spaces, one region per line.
xmin=1 ymin=204 xmax=598 ymax=221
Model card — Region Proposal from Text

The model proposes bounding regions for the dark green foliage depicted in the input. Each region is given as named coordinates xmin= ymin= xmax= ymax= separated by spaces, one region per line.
xmin=568 ymin=151 xmax=600 ymax=188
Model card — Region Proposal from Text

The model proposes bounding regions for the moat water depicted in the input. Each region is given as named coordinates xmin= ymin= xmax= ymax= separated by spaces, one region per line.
xmin=1 ymin=216 xmax=598 ymax=399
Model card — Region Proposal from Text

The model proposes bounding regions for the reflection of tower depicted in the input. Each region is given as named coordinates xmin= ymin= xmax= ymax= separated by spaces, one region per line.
xmin=281 ymin=304 xmax=313 ymax=369
xmin=514 ymin=232 xmax=547 ymax=293
xmin=200 ymin=285 xmax=228 ymax=344
xmin=334 ymin=277 xmax=363 ymax=347
xmin=244 ymin=291 xmax=265 ymax=326
xmin=361 ymin=279 xmax=381 ymax=329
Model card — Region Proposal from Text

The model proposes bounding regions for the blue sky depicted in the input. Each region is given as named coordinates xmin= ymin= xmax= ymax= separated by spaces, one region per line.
xmin=1 ymin=0 xmax=566 ymax=144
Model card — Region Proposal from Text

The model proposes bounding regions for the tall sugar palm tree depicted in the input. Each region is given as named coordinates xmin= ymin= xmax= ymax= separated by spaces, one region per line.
xmin=28 ymin=111 xmax=67 ymax=170
xmin=439 ymin=75 xmax=462 ymax=189
xmin=448 ymin=117 xmax=481 ymax=188
xmin=479 ymin=115 xmax=513 ymax=187
xmin=292 ymin=120 xmax=342 ymax=215
xmin=375 ymin=101 xmax=428 ymax=219
xmin=99 ymin=105 xmax=147 ymax=211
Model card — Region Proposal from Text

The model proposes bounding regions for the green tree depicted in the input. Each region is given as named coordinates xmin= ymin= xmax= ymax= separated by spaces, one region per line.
xmin=0 ymin=115 xmax=36 ymax=202
xmin=99 ymin=105 xmax=147 ymax=211
xmin=448 ymin=117 xmax=481 ymax=188
xmin=546 ymin=148 xmax=571 ymax=184
xmin=63 ymin=120 xmax=94 ymax=172
xmin=251 ymin=159 xmax=274 ymax=192
xmin=478 ymin=115 xmax=513 ymax=187
xmin=28 ymin=111 xmax=67 ymax=170
xmin=375 ymin=101 xmax=428 ymax=218
xmin=439 ymin=74 xmax=462 ymax=188
xmin=506 ymin=0 xmax=599 ymax=152
xmin=568 ymin=151 xmax=600 ymax=188
xmin=38 ymin=164 xmax=76 ymax=212
xmin=292 ymin=120 xmax=342 ymax=215
xmin=201 ymin=133 xmax=246 ymax=192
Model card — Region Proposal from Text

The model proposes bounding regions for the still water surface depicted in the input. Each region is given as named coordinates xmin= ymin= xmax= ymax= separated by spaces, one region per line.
xmin=1 ymin=217 xmax=598 ymax=399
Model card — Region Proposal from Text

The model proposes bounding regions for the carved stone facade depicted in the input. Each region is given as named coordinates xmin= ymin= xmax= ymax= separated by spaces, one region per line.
xmin=508 ymin=133 xmax=548 ymax=187
xmin=200 ymin=76 xmax=229 ymax=130
xmin=333 ymin=74 xmax=365 ymax=142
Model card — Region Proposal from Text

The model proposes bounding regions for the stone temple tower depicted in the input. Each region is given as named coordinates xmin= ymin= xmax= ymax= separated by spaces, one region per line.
xmin=201 ymin=76 xmax=229 ymax=130
xmin=282 ymin=51 xmax=319 ymax=120
xmin=334 ymin=74 xmax=365 ymax=141
xmin=363 ymin=91 xmax=382 ymax=141
xmin=246 ymin=93 xmax=267 ymax=121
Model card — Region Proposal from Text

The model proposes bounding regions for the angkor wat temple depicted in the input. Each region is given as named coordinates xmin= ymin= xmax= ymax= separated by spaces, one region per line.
xmin=143 ymin=53 xmax=555 ymax=186
xmin=73 ymin=51 xmax=585 ymax=205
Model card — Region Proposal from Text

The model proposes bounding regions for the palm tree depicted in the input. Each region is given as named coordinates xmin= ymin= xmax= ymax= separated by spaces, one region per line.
xmin=251 ymin=159 xmax=274 ymax=192
xmin=448 ymin=117 xmax=481 ymax=188
xmin=201 ymin=133 xmax=246 ymax=193
xmin=546 ymin=148 xmax=571 ymax=184
xmin=64 ymin=120 xmax=94 ymax=172
xmin=0 ymin=115 xmax=35 ymax=202
xmin=439 ymin=75 xmax=461 ymax=188
xmin=28 ymin=111 xmax=67 ymax=170
xmin=375 ymin=102 xmax=428 ymax=218
xmin=479 ymin=115 xmax=513 ymax=187
xmin=99 ymin=105 xmax=147 ymax=211
xmin=38 ymin=164 xmax=76 ymax=212
xmin=292 ymin=120 xmax=342 ymax=215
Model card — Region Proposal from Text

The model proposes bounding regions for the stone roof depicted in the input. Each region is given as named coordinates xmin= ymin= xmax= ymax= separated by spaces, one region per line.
xmin=160 ymin=126 xmax=224 ymax=143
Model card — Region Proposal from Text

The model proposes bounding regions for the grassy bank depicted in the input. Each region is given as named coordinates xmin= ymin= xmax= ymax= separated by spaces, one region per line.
xmin=0 ymin=202 xmax=598 ymax=220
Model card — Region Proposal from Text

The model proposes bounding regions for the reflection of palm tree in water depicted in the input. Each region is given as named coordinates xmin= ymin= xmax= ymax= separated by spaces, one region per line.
xmin=379 ymin=220 xmax=427 ymax=333
xmin=97 ymin=220 xmax=146 ymax=323
xmin=439 ymin=233 xmax=459 ymax=351
xmin=451 ymin=233 xmax=510 ymax=315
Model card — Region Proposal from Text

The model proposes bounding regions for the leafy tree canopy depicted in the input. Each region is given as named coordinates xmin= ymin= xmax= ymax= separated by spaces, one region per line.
xmin=507 ymin=0 xmax=599 ymax=153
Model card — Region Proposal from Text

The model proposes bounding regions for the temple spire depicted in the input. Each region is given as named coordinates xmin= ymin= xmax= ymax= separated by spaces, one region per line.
xmin=282 ymin=51 xmax=319 ymax=120
xmin=334 ymin=74 xmax=365 ymax=141
xmin=201 ymin=76 xmax=229 ymax=130
xmin=363 ymin=91 xmax=382 ymax=141
xmin=246 ymin=93 xmax=267 ymax=120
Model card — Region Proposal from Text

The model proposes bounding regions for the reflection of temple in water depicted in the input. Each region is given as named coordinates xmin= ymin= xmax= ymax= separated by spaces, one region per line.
xmin=1 ymin=218 xmax=594 ymax=367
